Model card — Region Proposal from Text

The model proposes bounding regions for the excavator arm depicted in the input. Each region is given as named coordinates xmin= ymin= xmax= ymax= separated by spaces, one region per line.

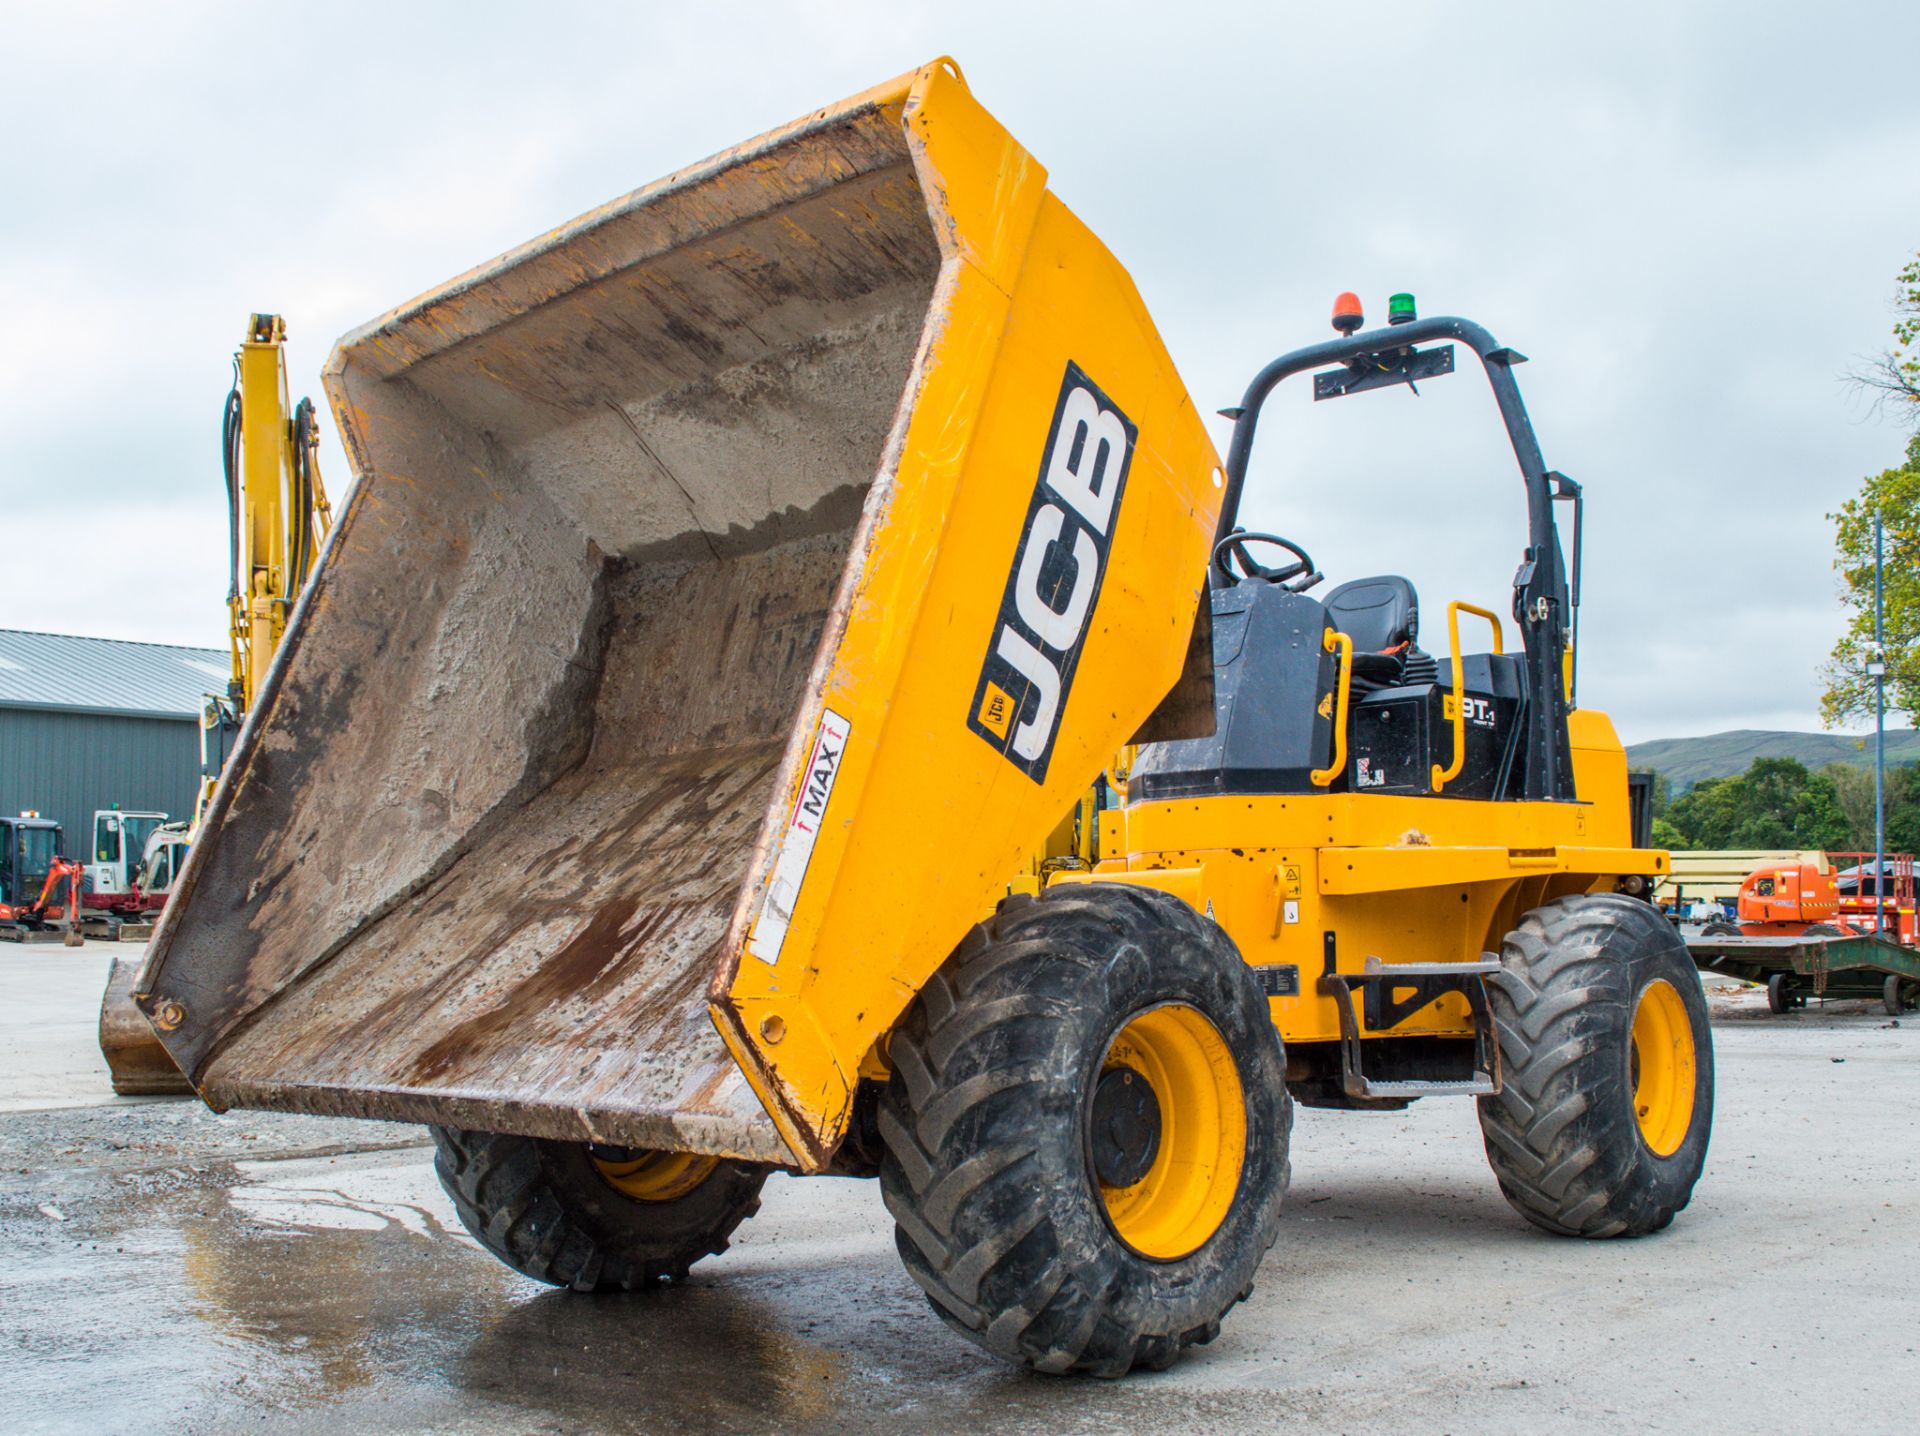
xmin=226 ymin=313 xmax=332 ymax=716
xmin=199 ymin=315 xmax=333 ymax=818
xmin=28 ymin=858 xmax=86 ymax=947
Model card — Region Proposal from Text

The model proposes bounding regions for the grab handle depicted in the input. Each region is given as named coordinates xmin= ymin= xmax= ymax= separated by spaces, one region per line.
xmin=1432 ymin=601 xmax=1505 ymax=793
xmin=1311 ymin=629 xmax=1353 ymax=788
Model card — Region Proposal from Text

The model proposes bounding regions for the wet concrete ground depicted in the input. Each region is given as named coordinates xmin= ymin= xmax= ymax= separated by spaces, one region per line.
xmin=2 ymin=948 xmax=1914 ymax=1434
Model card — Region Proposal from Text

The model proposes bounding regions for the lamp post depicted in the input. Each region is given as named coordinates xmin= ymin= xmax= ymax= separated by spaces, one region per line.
xmin=1870 ymin=511 xmax=1887 ymax=937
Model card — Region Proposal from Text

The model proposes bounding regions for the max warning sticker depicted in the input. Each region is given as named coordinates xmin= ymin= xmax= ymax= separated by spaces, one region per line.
xmin=747 ymin=707 xmax=851 ymax=967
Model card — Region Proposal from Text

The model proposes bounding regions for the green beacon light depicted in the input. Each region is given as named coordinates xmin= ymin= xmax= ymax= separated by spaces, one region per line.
xmin=1387 ymin=292 xmax=1417 ymax=326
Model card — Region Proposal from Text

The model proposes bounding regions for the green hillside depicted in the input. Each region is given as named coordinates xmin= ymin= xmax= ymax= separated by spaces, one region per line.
xmin=1626 ymin=728 xmax=1920 ymax=791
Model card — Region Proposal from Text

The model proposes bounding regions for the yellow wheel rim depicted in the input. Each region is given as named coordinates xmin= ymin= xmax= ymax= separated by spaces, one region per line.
xmin=1630 ymin=979 xmax=1697 ymax=1158
xmin=591 ymin=1149 xmax=718 ymax=1202
xmin=1094 ymin=1004 xmax=1246 ymax=1260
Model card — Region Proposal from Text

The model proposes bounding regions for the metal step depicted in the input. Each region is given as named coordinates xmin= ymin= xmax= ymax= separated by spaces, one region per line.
xmin=1331 ymin=1075 xmax=1498 ymax=1099
xmin=1319 ymin=954 xmax=1503 ymax=1100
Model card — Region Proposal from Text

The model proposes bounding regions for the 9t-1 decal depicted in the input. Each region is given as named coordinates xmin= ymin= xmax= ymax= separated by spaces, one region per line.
xmin=968 ymin=362 xmax=1136 ymax=782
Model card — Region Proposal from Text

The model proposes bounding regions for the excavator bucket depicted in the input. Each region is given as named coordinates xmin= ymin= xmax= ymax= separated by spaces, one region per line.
xmin=135 ymin=59 xmax=1224 ymax=1169
xmin=99 ymin=956 xmax=191 ymax=1095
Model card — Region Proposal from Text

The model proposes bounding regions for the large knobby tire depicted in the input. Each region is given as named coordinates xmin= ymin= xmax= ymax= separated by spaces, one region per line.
xmin=431 ymin=1127 xmax=767 ymax=1290
xmin=879 ymin=883 xmax=1290 ymax=1378
xmin=1478 ymin=893 xmax=1713 ymax=1238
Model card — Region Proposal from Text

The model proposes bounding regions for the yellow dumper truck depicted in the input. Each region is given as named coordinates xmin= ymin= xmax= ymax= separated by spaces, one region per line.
xmin=134 ymin=60 xmax=1710 ymax=1376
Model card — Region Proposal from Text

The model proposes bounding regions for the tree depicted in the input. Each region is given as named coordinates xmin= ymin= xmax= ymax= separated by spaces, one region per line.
xmin=1820 ymin=759 xmax=1920 ymax=854
xmin=1645 ymin=769 xmax=1674 ymax=820
xmin=1655 ymin=757 xmax=1920 ymax=855
xmin=1663 ymin=758 xmax=1850 ymax=851
xmin=1847 ymin=250 xmax=1920 ymax=426
xmin=1832 ymin=761 xmax=1920 ymax=857
xmin=1636 ymin=769 xmax=1686 ymax=849
xmin=1821 ymin=431 xmax=1919 ymax=727
xmin=1890 ymin=767 xmax=1920 ymax=856
xmin=1823 ymin=761 xmax=1878 ymax=849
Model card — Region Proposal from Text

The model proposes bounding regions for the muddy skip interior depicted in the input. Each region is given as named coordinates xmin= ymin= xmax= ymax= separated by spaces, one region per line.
xmin=139 ymin=106 xmax=943 ymax=1160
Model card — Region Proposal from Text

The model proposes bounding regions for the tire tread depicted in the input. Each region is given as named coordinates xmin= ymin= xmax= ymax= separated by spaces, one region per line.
xmin=1478 ymin=893 xmax=1712 ymax=1239
xmin=880 ymin=883 xmax=1290 ymax=1376
xmin=431 ymin=1127 xmax=765 ymax=1291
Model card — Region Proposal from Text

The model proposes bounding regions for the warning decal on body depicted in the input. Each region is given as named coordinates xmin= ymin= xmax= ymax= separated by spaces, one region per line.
xmin=748 ymin=707 xmax=852 ymax=967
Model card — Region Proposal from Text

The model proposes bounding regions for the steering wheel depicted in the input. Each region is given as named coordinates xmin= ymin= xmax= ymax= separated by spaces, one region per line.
xmin=1211 ymin=530 xmax=1322 ymax=591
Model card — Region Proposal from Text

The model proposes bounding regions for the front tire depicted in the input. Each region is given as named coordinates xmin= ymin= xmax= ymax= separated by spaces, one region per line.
xmin=1478 ymin=894 xmax=1713 ymax=1238
xmin=879 ymin=883 xmax=1290 ymax=1377
xmin=430 ymin=1128 xmax=767 ymax=1290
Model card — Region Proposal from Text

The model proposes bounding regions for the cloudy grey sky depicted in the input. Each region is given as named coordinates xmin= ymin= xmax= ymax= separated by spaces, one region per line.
xmin=1 ymin=2 xmax=1914 ymax=743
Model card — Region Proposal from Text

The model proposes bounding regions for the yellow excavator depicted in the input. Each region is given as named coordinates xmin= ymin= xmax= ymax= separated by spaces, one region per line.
xmin=131 ymin=62 xmax=1708 ymax=1377
xmin=97 ymin=315 xmax=331 ymax=1094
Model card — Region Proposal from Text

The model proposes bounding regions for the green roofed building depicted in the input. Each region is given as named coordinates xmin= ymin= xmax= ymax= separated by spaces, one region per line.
xmin=0 ymin=629 xmax=227 ymax=863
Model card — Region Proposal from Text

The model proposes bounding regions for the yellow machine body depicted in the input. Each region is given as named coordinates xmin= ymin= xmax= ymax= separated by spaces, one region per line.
xmin=1061 ymin=709 xmax=1665 ymax=1046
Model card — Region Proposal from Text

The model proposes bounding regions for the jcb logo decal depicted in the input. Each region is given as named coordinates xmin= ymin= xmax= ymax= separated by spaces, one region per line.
xmin=968 ymin=363 xmax=1136 ymax=782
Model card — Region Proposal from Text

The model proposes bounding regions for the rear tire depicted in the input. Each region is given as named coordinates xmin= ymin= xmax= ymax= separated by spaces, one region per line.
xmin=1478 ymin=894 xmax=1713 ymax=1238
xmin=1767 ymin=972 xmax=1797 ymax=1014
xmin=879 ymin=883 xmax=1290 ymax=1377
xmin=430 ymin=1128 xmax=767 ymax=1290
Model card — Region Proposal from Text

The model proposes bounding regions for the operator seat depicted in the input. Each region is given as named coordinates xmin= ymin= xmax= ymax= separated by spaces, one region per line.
xmin=1322 ymin=575 xmax=1439 ymax=689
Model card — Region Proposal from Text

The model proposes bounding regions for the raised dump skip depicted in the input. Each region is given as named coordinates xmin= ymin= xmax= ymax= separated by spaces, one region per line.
xmin=139 ymin=61 xmax=1225 ymax=1168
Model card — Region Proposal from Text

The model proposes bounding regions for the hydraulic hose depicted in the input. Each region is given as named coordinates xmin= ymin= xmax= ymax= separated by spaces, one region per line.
xmin=291 ymin=397 xmax=318 ymax=588
xmin=221 ymin=370 xmax=242 ymax=606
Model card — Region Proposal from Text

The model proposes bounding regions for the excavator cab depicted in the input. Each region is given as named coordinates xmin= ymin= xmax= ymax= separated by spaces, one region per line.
xmin=88 ymin=809 xmax=168 ymax=899
xmin=0 ymin=816 xmax=63 ymax=932
xmin=1 ymin=820 xmax=83 ymax=946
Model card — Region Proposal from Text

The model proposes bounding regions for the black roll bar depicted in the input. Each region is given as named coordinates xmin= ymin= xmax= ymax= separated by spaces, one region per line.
xmin=1214 ymin=316 xmax=1577 ymax=803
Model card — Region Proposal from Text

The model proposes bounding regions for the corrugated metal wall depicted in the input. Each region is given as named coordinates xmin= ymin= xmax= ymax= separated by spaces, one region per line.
xmin=0 ymin=709 xmax=201 ymax=860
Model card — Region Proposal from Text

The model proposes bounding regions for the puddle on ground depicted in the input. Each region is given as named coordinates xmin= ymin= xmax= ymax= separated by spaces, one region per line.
xmin=1 ymin=1149 xmax=1083 ymax=1436
xmin=226 ymin=1149 xmax=476 ymax=1243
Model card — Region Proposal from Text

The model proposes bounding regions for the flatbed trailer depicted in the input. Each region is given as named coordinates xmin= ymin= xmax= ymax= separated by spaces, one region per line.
xmin=1688 ymin=931 xmax=1920 ymax=1016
